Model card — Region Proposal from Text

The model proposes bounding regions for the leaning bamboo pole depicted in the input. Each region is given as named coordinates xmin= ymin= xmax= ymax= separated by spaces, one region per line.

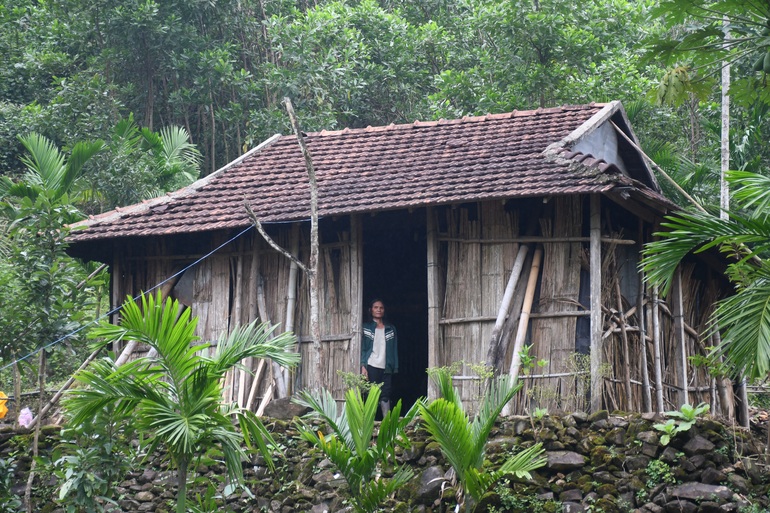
xmin=505 ymin=245 xmax=543 ymax=389
xmin=277 ymin=224 xmax=301 ymax=398
xmin=613 ymin=274 xmax=633 ymax=409
xmin=486 ymin=244 xmax=528 ymax=369
xmin=637 ymin=222 xmax=652 ymax=412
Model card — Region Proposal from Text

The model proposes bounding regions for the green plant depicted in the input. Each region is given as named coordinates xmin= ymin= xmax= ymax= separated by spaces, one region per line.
xmin=53 ymin=405 xmax=135 ymax=513
xmin=337 ymin=369 xmax=373 ymax=393
xmin=519 ymin=345 xmax=548 ymax=375
xmin=490 ymin=479 xmax=562 ymax=513
xmin=646 ymin=459 xmax=675 ymax=488
xmin=419 ymin=366 xmax=547 ymax=512
xmin=294 ymin=385 xmax=419 ymax=513
xmin=0 ymin=455 xmax=22 ymax=513
xmin=654 ymin=402 xmax=710 ymax=445
xmin=64 ymin=291 xmax=299 ymax=513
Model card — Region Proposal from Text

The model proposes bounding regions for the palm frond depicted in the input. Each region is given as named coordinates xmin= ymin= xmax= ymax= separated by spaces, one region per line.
xmin=712 ymin=276 xmax=770 ymax=379
xmin=418 ymin=398 xmax=474 ymax=485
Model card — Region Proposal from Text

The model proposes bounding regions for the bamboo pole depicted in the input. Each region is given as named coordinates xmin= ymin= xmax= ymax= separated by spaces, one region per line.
xmin=638 ymin=256 xmax=652 ymax=412
xmin=350 ymin=214 xmax=363 ymax=386
xmin=613 ymin=275 xmax=633 ymax=410
xmin=652 ymin=287 xmax=665 ymax=412
xmin=427 ymin=207 xmax=440 ymax=400
xmin=506 ymin=246 xmax=543 ymax=387
xmin=486 ymin=244 xmax=528 ymax=368
xmin=278 ymin=224 xmax=300 ymax=398
xmin=245 ymin=360 xmax=267 ymax=411
xmin=673 ymin=270 xmax=689 ymax=406
xmin=590 ymin=194 xmax=603 ymax=412
xmin=234 ymin=243 xmax=248 ymax=408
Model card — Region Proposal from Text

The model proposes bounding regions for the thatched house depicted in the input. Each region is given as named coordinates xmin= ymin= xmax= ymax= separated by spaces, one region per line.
xmin=67 ymin=101 xmax=737 ymax=419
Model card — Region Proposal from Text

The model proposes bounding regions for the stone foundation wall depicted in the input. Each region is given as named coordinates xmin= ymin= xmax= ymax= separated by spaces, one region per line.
xmin=2 ymin=410 xmax=768 ymax=513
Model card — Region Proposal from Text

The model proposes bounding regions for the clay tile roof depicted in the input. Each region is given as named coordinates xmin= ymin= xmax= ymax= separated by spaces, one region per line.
xmin=68 ymin=102 xmax=641 ymax=243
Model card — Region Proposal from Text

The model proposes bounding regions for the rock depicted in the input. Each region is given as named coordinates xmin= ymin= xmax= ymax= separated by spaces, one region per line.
xmin=559 ymin=488 xmax=583 ymax=502
xmin=682 ymin=435 xmax=714 ymax=456
xmin=135 ymin=491 xmax=155 ymax=502
xmin=668 ymin=482 xmax=732 ymax=502
xmin=263 ymin=397 xmax=311 ymax=420
xmin=726 ymin=473 xmax=750 ymax=494
xmin=414 ymin=466 xmax=446 ymax=504
xmin=701 ymin=466 xmax=725 ymax=485
xmin=562 ymin=501 xmax=586 ymax=512
xmin=664 ymin=499 xmax=697 ymax=513
xmin=642 ymin=502 xmax=665 ymax=513
xmin=138 ymin=469 xmax=157 ymax=483
xmin=310 ymin=503 xmax=330 ymax=513
xmin=588 ymin=410 xmax=609 ymax=423
xmin=547 ymin=451 xmax=586 ymax=471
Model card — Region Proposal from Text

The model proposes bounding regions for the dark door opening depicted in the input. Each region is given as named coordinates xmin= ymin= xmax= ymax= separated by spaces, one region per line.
xmin=362 ymin=210 xmax=428 ymax=412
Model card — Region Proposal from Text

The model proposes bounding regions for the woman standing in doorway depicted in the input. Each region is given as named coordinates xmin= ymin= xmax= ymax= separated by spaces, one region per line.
xmin=361 ymin=299 xmax=398 ymax=417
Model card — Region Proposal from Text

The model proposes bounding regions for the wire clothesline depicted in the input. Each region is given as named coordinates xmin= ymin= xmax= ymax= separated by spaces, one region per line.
xmin=0 ymin=225 xmax=255 ymax=374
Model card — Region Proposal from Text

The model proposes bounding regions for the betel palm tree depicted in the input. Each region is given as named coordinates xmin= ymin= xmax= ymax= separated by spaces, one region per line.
xmin=642 ymin=170 xmax=770 ymax=380
xmin=294 ymin=386 xmax=419 ymax=513
xmin=418 ymin=367 xmax=547 ymax=512
xmin=64 ymin=291 xmax=299 ymax=513
xmin=0 ymin=132 xmax=103 ymax=221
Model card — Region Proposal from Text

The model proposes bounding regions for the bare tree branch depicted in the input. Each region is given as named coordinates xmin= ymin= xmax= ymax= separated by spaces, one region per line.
xmin=244 ymin=202 xmax=309 ymax=274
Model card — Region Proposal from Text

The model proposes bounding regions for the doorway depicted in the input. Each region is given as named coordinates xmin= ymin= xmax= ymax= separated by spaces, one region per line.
xmin=362 ymin=210 xmax=428 ymax=411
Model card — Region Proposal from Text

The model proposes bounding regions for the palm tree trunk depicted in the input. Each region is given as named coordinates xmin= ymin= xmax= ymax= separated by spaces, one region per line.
xmin=176 ymin=457 xmax=188 ymax=513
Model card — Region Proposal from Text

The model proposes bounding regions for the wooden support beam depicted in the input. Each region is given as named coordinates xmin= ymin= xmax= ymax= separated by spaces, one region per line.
xmin=427 ymin=207 xmax=440 ymax=400
xmin=590 ymin=194 xmax=603 ymax=412
xmin=652 ymin=287 xmax=665 ymax=412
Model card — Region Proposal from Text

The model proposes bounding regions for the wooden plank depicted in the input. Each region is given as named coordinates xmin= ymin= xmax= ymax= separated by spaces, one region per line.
xmin=350 ymin=214 xmax=363 ymax=383
xmin=590 ymin=194 xmax=603 ymax=412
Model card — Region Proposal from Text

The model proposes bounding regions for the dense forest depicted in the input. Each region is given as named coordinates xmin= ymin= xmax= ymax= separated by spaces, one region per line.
xmin=3 ymin=0 xmax=770 ymax=392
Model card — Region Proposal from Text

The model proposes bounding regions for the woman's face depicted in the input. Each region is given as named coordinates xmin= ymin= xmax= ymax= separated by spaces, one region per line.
xmin=370 ymin=301 xmax=385 ymax=320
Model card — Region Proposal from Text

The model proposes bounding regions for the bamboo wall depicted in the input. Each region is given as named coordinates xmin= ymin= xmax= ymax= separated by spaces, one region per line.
xmin=432 ymin=197 xmax=735 ymax=419
xmin=110 ymin=196 xmax=734 ymax=420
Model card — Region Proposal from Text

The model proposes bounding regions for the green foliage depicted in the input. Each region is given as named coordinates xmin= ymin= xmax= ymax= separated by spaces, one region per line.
xmin=419 ymin=366 xmax=547 ymax=512
xmin=0 ymin=455 xmax=22 ymax=513
xmin=64 ymin=291 xmax=299 ymax=513
xmin=53 ymin=405 xmax=136 ymax=513
xmin=294 ymin=385 xmax=419 ymax=513
xmin=490 ymin=479 xmax=562 ymax=513
xmin=654 ymin=402 xmax=709 ymax=445
xmin=518 ymin=345 xmax=549 ymax=376
xmin=643 ymin=171 xmax=770 ymax=379
xmin=645 ymin=459 xmax=676 ymax=487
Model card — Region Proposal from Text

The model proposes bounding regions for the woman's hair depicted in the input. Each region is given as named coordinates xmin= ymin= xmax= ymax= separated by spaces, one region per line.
xmin=369 ymin=298 xmax=385 ymax=309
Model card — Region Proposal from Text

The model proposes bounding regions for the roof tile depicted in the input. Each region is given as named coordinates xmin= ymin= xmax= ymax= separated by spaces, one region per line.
xmin=68 ymin=103 xmax=639 ymax=242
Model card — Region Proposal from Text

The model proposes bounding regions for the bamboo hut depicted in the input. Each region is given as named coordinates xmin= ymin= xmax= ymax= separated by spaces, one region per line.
xmin=67 ymin=102 xmax=739 ymax=420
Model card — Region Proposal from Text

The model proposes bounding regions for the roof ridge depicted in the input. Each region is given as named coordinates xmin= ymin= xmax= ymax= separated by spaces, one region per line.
xmin=305 ymin=104 xmax=607 ymax=137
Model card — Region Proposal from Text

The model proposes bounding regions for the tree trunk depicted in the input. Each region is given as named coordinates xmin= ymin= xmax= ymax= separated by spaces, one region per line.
xmin=176 ymin=457 xmax=189 ymax=513
xmin=283 ymin=97 xmax=322 ymax=387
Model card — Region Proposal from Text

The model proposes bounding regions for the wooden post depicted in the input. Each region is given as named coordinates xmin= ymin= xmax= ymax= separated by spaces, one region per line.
xmin=427 ymin=207 xmax=440 ymax=400
xmin=638 ymin=289 xmax=652 ymax=412
xmin=350 ymin=215 xmax=363 ymax=381
xmin=590 ymin=194 xmax=603 ymax=412
xmin=673 ymin=269 xmax=689 ymax=406
xmin=652 ymin=286 xmax=665 ymax=412
xmin=277 ymin=224 xmax=301 ymax=398
xmin=486 ymin=244 xmax=528 ymax=369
